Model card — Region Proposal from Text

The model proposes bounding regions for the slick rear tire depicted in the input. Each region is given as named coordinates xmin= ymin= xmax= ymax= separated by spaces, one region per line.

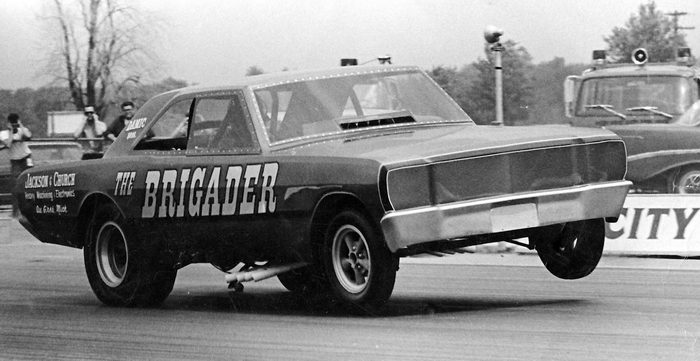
xmin=532 ymin=219 xmax=605 ymax=280
xmin=277 ymin=265 xmax=326 ymax=294
xmin=84 ymin=204 xmax=176 ymax=307
xmin=321 ymin=210 xmax=398 ymax=313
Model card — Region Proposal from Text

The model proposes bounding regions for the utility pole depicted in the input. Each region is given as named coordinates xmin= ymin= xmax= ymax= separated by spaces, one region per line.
xmin=666 ymin=11 xmax=694 ymax=57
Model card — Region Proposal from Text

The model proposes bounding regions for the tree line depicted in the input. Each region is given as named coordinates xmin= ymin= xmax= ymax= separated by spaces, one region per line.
xmin=0 ymin=0 xmax=691 ymax=134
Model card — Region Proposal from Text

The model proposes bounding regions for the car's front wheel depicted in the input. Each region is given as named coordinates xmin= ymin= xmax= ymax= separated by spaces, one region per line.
xmin=532 ymin=219 xmax=605 ymax=280
xmin=84 ymin=204 xmax=176 ymax=307
xmin=321 ymin=210 xmax=398 ymax=312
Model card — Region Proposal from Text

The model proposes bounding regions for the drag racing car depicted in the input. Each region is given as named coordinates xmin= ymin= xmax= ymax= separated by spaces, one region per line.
xmin=15 ymin=65 xmax=631 ymax=311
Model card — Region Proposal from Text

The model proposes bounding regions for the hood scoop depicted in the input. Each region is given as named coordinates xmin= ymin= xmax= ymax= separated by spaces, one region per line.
xmin=339 ymin=111 xmax=415 ymax=130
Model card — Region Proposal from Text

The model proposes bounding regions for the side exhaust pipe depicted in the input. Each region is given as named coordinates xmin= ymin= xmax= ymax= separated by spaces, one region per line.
xmin=224 ymin=262 xmax=308 ymax=284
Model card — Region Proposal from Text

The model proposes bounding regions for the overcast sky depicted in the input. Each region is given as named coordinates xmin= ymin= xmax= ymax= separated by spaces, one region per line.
xmin=1 ymin=0 xmax=698 ymax=89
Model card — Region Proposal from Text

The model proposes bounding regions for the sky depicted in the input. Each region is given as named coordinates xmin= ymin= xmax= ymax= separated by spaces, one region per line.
xmin=0 ymin=0 xmax=698 ymax=89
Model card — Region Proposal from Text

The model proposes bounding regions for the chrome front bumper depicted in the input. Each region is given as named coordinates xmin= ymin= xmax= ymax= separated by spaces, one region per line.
xmin=380 ymin=180 xmax=631 ymax=252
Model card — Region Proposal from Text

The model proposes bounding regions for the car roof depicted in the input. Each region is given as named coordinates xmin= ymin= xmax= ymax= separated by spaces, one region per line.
xmin=168 ymin=65 xmax=422 ymax=95
xmin=582 ymin=63 xmax=699 ymax=78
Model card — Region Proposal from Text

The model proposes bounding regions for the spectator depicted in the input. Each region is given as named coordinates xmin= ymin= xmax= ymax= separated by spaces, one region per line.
xmin=74 ymin=106 xmax=107 ymax=151
xmin=105 ymin=101 xmax=136 ymax=141
xmin=0 ymin=113 xmax=33 ymax=217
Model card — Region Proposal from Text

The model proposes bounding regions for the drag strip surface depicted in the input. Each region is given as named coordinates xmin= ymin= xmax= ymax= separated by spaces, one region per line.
xmin=2 ymin=219 xmax=699 ymax=360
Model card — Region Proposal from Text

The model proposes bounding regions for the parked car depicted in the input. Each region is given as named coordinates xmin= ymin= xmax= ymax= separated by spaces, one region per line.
xmin=606 ymin=100 xmax=700 ymax=193
xmin=0 ymin=141 xmax=84 ymax=205
xmin=15 ymin=66 xmax=630 ymax=311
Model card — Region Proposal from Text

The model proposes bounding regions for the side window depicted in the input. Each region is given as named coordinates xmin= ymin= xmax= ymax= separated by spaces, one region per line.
xmin=134 ymin=98 xmax=193 ymax=151
xmin=187 ymin=93 xmax=259 ymax=154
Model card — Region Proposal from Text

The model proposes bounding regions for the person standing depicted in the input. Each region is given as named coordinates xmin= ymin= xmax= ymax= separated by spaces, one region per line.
xmin=0 ymin=113 xmax=33 ymax=217
xmin=104 ymin=101 xmax=136 ymax=141
xmin=73 ymin=106 xmax=107 ymax=151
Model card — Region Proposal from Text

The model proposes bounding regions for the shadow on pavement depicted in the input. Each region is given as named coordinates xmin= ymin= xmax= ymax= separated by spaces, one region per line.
xmin=157 ymin=288 xmax=589 ymax=318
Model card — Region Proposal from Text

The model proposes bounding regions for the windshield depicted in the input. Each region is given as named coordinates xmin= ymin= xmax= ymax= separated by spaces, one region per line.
xmin=576 ymin=76 xmax=692 ymax=117
xmin=253 ymin=69 xmax=471 ymax=143
xmin=673 ymin=100 xmax=700 ymax=126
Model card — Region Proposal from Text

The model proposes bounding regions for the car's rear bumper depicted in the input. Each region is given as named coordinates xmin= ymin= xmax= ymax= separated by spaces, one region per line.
xmin=380 ymin=180 xmax=631 ymax=252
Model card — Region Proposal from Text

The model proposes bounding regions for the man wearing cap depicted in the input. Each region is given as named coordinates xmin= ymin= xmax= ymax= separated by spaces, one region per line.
xmin=74 ymin=106 xmax=107 ymax=151
xmin=105 ymin=101 xmax=136 ymax=141
xmin=0 ymin=113 xmax=33 ymax=217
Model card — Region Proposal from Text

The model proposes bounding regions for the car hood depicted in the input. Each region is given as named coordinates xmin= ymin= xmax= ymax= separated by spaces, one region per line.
xmin=273 ymin=123 xmax=621 ymax=166
xmin=605 ymin=123 xmax=700 ymax=156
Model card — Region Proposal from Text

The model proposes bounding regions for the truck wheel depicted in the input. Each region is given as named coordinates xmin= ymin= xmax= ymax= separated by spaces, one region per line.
xmin=532 ymin=219 xmax=604 ymax=280
xmin=670 ymin=167 xmax=700 ymax=193
xmin=322 ymin=210 xmax=398 ymax=312
xmin=84 ymin=204 xmax=176 ymax=307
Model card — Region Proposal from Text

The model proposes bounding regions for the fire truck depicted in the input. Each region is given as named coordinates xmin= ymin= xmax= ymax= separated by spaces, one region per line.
xmin=564 ymin=48 xmax=699 ymax=127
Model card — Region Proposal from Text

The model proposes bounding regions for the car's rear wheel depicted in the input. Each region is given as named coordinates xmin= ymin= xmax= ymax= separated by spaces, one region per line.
xmin=84 ymin=204 xmax=176 ymax=307
xmin=532 ymin=219 xmax=605 ymax=280
xmin=277 ymin=265 xmax=325 ymax=294
xmin=321 ymin=210 xmax=398 ymax=312
xmin=670 ymin=167 xmax=700 ymax=194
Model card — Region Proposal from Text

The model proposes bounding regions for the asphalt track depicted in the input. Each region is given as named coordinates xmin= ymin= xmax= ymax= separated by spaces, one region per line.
xmin=2 ymin=217 xmax=700 ymax=361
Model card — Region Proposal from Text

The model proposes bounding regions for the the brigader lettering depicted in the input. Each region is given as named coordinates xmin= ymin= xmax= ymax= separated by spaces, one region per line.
xmin=141 ymin=163 xmax=278 ymax=218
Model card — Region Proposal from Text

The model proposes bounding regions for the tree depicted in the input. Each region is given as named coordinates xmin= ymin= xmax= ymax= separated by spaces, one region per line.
xmin=41 ymin=0 xmax=161 ymax=117
xmin=604 ymin=1 xmax=687 ymax=63
xmin=0 ymin=87 xmax=71 ymax=137
xmin=465 ymin=40 xmax=533 ymax=125
xmin=427 ymin=64 xmax=478 ymax=115
xmin=528 ymin=58 xmax=588 ymax=124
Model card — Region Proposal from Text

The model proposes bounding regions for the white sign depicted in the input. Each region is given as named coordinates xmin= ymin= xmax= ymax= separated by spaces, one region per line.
xmin=605 ymin=194 xmax=700 ymax=256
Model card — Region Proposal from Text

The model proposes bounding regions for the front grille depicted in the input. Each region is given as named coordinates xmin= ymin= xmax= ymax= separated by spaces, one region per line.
xmin=387 ymin=141 xmax=626 ymax=210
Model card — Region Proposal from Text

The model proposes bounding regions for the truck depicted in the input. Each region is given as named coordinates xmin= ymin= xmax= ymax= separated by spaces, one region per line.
xmin=565 ymin=48 xmax=700 ymax=193
xmin=564 ymin=48 xmax=699 ymax=126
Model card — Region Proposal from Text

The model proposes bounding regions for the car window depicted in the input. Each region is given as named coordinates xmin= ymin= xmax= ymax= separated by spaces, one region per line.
xmin=187 ymin=93 xmax=259 ymax=154
xmin=253 ymin=70 xmax=470 ymax=143
xmin=134 ymin=98 xmax=194 ymax=151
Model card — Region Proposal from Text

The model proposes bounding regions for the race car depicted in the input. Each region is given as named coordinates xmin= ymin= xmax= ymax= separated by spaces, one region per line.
xmin=15 ymin=65 xmax=630 ymax=311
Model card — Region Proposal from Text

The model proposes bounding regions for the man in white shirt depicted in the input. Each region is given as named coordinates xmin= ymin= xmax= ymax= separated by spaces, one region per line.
xmin=73 ymin=106 xmax=107 ymax=151
xmin=0 ymin=113 xmax=32 ymax=217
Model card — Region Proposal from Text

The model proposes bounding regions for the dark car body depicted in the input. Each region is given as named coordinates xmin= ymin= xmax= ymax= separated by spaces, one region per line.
xmin=0 ymin=141 xmax=83 ymax=205
xmin=15 ymin=66 xmax=630 ymax=310
xmin=606 ymin=100 xmax=700 ymax=193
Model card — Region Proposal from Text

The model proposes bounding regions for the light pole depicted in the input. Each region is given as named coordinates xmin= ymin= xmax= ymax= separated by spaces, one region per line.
xmin=484 ymin=26 xmax=504 ymax=125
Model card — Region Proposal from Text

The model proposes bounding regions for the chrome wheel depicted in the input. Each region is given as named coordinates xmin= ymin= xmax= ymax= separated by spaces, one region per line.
xmin=677 ymin=169 xmax=700 ymax=194
xmin=95 ymin=221 xmax=128 ymax=288
xmin=332 ymin=224 xmax=371 ymax=294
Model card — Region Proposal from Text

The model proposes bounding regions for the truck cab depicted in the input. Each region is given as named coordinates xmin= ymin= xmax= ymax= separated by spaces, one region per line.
xmin=565 ymin=48 xmax=699 ymax=127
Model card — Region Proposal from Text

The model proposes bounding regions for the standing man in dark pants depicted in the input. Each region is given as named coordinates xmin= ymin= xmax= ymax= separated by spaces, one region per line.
xmin=105 ymin=101 xmax=136 ymax=141
xmin=0 ymin=113 xmax=33 ymax=217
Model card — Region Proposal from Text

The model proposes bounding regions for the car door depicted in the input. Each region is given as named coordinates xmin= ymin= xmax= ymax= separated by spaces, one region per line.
xmin=132 ymin=90 xmax=277 ymax=259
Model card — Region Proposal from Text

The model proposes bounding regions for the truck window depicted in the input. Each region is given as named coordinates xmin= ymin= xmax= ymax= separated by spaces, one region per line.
xmin=577 ymin=76 xmax=691 ymax=117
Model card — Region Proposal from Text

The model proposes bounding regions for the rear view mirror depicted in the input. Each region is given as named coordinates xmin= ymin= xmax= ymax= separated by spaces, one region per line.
xmin=564 ymin=76 xmax=581 ymax=118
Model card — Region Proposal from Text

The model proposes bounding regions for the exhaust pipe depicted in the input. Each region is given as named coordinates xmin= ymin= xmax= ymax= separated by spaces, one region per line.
xmin=224 ymin=262 xmax=308 ymax=284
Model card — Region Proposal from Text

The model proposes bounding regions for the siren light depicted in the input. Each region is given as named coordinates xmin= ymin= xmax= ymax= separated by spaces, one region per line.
xmin=483 ymin=25 xmax=504 ymax=44
xmin=632 ymin=48 xmax=648 ymax=65
xmin=677 ymin=47 xmax=692 ymax=65
xmin=592 ymin=50 xmax=606 ymax=66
